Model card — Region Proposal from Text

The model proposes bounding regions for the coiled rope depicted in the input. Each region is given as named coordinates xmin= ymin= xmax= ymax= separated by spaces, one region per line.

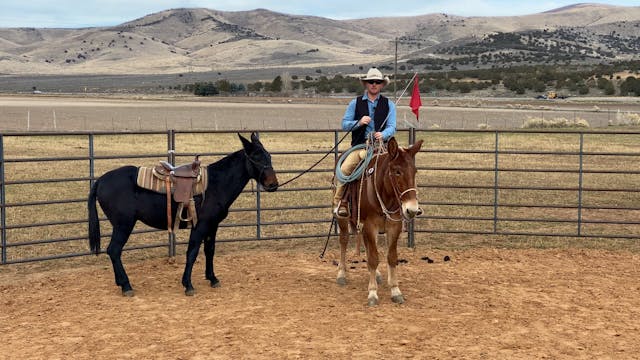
xmin=334 ymin=135 xmax=378 ymax=184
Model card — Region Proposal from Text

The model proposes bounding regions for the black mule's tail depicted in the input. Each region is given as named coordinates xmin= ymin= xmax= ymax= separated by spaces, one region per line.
xmin=88 ymin=180 xmax=101 ymax=255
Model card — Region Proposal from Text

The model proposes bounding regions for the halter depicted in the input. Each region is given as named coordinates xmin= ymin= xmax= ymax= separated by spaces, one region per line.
xmin=244 ymin=149 xmax=273 ymax=187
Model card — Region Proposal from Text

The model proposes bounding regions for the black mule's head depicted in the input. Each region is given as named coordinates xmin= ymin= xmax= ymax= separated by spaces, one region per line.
xmin=238 ymin=132 xmax=279 ymax=192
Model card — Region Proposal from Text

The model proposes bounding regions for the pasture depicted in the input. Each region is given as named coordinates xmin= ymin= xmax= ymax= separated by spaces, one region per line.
xmin=1 ymin=95 xmax=640 ymax=358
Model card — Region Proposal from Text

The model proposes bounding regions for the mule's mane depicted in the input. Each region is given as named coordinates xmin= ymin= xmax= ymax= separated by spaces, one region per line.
xmin=206 ymin=149 xmax=245 ymax=172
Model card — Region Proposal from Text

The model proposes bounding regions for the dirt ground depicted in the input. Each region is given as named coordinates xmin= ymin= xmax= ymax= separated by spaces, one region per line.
xmin=1 ymin=246 xmax=639 ymax=359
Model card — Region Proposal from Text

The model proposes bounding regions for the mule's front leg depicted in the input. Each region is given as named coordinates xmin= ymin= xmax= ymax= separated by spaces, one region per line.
xmin=362 ymin=224 xmax=380 ymax=306
xmin=336 ymin=219 xmax=349 ymax=286
xmin=203 ymin=227 xmax=220 ymax=288
xmin=386 ymin=224 xmax=404 ymax=304
xmin=181 ymin=228 xmax=205 ymax=296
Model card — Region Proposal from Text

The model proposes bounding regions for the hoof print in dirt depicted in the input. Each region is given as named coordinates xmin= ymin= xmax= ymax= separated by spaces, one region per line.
xmin=444 ymin=255 xmax=451 ymax=262
xmin=332 ymin=260 xmax=339 ymax=266
xmin=398 ymin=259 xmax=408 ymax=264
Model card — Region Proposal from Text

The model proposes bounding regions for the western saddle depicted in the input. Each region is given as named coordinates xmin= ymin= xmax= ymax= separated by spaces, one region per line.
xmin=152 ymin=155 xmax=202 ymax=234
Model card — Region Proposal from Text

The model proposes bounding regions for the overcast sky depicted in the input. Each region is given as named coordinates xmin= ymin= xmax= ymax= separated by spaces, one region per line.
xmin=1 ymin=0 xmax=638 ymax=28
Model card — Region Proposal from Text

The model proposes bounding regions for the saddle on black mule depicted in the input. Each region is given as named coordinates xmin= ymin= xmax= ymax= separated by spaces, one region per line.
xmin=136 ymin=155 xmax=208 ymax=233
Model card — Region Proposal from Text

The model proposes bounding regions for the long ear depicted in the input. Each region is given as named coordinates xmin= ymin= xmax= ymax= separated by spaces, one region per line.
xmin=238 ymin=133 xmax=251 ymax=150
xmin=250 ymin=132 xmax=260 ymax=143
xmin=388 ymin=137 xmax=399 ymax=160
xmin=407 ymin=139 xmax=423 ymax=156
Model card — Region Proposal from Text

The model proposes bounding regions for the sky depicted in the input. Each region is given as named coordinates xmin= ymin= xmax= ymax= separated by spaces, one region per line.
xmin=1 ymin=0 xmax=639 ymax=28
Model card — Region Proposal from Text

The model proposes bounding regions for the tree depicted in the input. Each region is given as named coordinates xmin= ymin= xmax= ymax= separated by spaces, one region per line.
xmin=215 ymin=79 xmax=232 ymax=93
xmin=193 ymin=82 xmax=218 ymax=96
xmin=269 ymin=76 xmax=283 ymax=92
xmin=247 ymin=81 xmax=264 ymax=92
xmin=620 ymin=76 xmax=639 ymax=96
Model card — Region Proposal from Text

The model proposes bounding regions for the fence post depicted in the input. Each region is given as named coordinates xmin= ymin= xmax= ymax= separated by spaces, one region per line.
xmin=407 ymin=128 xmax=416 ymax=248
xmin=493 ymin=131 xmax=500 ymax=234
xmin=333 ymin=131 xmax=340 ymax=236
xmin=255 ymin=131 xmax=262 ymax=240
xmin=167 ymin=130 xmax=177 ymax=257
xmin=88 ymin=134 xmax=95 ymax=186
xmin=1 ymin=135 xmax=6 ymax=264
xmin=577 ymin=133 xmax=584 ymax=236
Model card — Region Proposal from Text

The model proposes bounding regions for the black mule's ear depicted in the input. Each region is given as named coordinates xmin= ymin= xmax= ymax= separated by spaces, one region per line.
xmin=238 ymin=133 xmax=251 ymax=150
xmin=388 ymin=137 xmax=399 ymax=159
xmin=250 ymin=132 xmax=260 ymax=143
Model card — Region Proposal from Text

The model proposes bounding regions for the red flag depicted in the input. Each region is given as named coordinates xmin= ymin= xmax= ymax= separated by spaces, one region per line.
xmin=409 ymin=75 xmax=422 ymax=121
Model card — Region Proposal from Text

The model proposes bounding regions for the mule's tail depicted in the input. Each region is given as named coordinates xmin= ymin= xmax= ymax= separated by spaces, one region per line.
xmin=88 ymin=179 xmax=101 ymax=255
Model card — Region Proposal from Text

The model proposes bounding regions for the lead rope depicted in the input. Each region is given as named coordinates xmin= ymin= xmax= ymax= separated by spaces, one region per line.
xmin=356 ymin=136 xmax=384 ymax=231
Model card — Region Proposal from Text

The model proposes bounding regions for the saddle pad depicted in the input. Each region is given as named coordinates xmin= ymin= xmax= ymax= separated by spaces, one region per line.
xmin=136 ymin=166 xmax=208 ymax=195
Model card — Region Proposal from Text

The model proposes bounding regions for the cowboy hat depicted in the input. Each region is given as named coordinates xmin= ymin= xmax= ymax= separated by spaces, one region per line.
xmin=360 ymin=67 xmax=389 ymax=86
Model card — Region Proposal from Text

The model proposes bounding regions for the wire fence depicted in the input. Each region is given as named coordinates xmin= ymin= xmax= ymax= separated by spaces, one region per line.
xmin=1 ymin=128 xmax=639 ymax=265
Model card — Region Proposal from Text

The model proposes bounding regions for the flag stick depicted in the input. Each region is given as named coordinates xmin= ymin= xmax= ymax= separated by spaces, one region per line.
xmin=396 ymin=73 xmax=419 ymax=129
xmin=395 ymin=72 xmax=418 ymax=105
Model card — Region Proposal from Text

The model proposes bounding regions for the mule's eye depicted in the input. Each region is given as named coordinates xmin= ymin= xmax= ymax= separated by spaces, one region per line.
xmin=394 ymin=170 xmax=401 ymax=176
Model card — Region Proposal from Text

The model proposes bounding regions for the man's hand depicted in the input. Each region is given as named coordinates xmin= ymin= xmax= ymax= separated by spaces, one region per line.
xmin=373 ymin=132 xmax=383 ymax=140
xmin=359 ymin=116 xmax=371 ymax=127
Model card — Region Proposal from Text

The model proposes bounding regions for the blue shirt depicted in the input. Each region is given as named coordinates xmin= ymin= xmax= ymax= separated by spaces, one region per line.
xmin=341 ymin=93 xmax=396 ymax=141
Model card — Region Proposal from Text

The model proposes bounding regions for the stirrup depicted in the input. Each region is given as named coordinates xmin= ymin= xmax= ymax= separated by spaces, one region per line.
xmin=333 ymin=203 xmax=349 ymax=218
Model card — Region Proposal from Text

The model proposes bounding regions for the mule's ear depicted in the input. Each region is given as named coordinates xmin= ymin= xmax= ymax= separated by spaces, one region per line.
xmin=388 ymin=137 xmax=399 ymax=159
xmin=407 ymin=139 xmax=424 ymax=156
xmin=250 ymin=132 xmax=260 ymax=143
xmin=238 ymin=133 xmax=251 ymax=149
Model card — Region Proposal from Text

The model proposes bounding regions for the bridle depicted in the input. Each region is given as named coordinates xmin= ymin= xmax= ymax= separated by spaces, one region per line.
xmin=370 ymin=151 xmax=417 ymax=222
xmin=244 ymin=149 xmax=273 ymax=187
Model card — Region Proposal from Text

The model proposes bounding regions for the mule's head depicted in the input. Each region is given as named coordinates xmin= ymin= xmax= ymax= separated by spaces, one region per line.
xmin=239 ymin=132 xmax=279 ymax=192
xmin=387 ymin=137 xmax=424 ymax=219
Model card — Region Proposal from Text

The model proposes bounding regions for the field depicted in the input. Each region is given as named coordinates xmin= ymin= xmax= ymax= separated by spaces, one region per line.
xmin=1 ymin=94 xmax=640 ymax=131
xmin=1 ymin=95 xmax=640 ymax=358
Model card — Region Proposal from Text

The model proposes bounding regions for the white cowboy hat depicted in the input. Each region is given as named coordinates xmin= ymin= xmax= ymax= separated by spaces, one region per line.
xmin=360 ymin=67 xmax=390 ymax=86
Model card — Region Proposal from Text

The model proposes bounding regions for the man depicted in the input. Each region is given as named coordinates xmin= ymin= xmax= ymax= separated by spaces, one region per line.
xmin=333 ymin=67 xmax=397 ymax=217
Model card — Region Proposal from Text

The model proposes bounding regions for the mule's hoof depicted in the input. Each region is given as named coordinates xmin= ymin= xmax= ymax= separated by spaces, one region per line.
xmin=392 ymin=294 xmax=405 ymax=304
xmin=210 ymin=280 xmax=221 ymax=288
xmin=367 ymin=297 xmax=379 ymax=307
xmin=336 ymin=277 xmax=347 ymax=286
xmin=185 ymin=288 xmax=196 ymax=296
xmin=122 ymin=289 xmax=135 ymax=297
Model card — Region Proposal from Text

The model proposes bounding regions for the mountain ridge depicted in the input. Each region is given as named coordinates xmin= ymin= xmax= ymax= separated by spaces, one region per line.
xmin=1 ymin=3 xmax=639 ymax=76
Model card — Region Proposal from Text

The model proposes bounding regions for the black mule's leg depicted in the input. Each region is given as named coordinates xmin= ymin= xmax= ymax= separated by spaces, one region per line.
xmin=106 ymin=222 xmax=135 ymax=296
xmin=203 ymin=225 xmax=220 ymax=288
xmin=181 ymin=226 xmax=207 ymax=296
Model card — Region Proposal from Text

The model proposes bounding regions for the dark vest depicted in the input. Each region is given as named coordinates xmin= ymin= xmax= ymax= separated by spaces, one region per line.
xmin=351 ymin=96 xmax=390 ymax=146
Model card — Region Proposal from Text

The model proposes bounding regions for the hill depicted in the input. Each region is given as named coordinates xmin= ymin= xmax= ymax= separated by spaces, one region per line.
xmin=0 ymin=4 xmax=639 ymax=76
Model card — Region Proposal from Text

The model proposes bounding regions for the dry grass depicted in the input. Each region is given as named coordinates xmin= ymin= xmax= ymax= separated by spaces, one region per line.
xmin=1 ymin=129 xmax=640 ymax=267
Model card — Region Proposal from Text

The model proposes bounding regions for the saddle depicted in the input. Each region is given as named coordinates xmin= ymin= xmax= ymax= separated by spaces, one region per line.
xmin=136 ymin=155 xmax=207 ymax=234
xmin=154 ymin=156 xmax=201 ymax=203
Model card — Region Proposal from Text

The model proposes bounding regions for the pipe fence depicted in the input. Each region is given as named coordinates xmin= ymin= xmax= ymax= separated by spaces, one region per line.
xmin=1 ymin=129 xmax=639 ymax=265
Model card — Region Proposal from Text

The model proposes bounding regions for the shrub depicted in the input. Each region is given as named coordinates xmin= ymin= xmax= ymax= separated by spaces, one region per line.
xmin=522 ymin=117 xmax=590 ymax=128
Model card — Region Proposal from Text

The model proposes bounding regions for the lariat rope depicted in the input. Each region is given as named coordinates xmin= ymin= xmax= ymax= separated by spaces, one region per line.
xmin=281 ymin=73 xmax=418 ymax=188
